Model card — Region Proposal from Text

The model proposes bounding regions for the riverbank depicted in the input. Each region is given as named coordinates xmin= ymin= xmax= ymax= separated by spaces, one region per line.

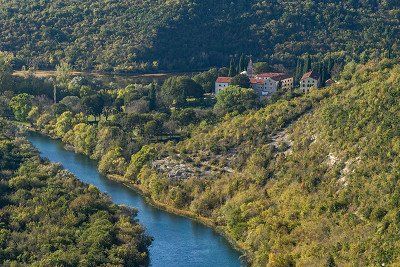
xmin=107 ymin=174 xmax=251 ymax=265
xmin=1 ymin=119 xmax=152 ymax=266
xmin=21 ymin=124 xmax=251 ymax=266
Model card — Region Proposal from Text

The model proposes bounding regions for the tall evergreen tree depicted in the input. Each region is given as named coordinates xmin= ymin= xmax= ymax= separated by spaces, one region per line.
xmin=149 ymin=83 xmax=157 ymax=111
xmin=243 ymin=56 xmax=249 ymax=72
xmin=326 ymin=56 xmax=334 ymax=77
xmin=319 ymin=63 xmax=326 ymax=87
xmin=294 ymin=58 xmax=302 ymax=85
xmin=303 ymin=54 xmax=312 ymax=73
xmin=229 ymin=58 xmax=235 ymax=77
xmin=238 ymin=54 xmax=244 ymax=72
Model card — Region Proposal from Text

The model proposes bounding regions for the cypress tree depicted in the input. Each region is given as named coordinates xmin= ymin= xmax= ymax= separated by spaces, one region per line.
xmin=320 ymin=63 xmax=327 ymax=87
xmin=149 ymin=83 xmax=157 ymax=111
xmin=387 ymin=44 xmax=392 ymax=59
xmin=238 ymin=54 xmax=244 ymax=72
xmin=326 ymin=57 xmax=334 ymax=78
xmin=294 ymin=58 xmax=302 ymax=86
xmin=303 ymin=54 xmax=312 ymax=73
xmin=229 ymin=58 xmax=235 ymax=77
xmin=244 ymin=56 xmax=249 ymax=72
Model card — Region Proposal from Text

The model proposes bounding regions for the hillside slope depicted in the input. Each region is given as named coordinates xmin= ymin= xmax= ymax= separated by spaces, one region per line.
xmin=0 ymin=120 xmax=152 ymax=266
xmin=131 ymin=60 xmax=400 ymax=265
xmin=0 ymin=0 xmax=398 ymax=71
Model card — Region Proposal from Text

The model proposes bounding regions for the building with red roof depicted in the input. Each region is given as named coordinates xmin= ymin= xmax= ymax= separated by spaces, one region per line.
xmin=252 ymin=72 xmax=294 ymax=96
xmin=216 ymin=77 xmax=232 ymax=83
xmin=300 ymin=70 xmax=320 ymax=93
xmin=215 ymin=77 xmax=232 ymax=94
xmin=214 ymin=61 xmax=294 ymax=98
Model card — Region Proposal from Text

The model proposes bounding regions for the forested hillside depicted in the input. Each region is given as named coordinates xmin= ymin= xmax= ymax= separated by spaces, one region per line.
xmin=5 ymin=58 xmax=399 ymax=265
xmin=0 ymin=120 xmax=152 ymax=266
xmin=128 ymin=60 xmax=400 ymax=265
xmin=0 ymin=0 xmax=398 ymax=71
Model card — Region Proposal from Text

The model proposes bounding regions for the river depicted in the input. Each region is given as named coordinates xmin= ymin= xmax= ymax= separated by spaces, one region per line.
xmin=27 ymin=132 xmax=243 ymax=267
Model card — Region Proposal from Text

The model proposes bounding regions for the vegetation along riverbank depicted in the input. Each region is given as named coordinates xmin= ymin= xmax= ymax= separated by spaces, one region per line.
xmin=1 ymin=0 xmax=399 ymax=265
xmin=2 ymin=45 xmax=400 ymax=265
xmin=0 ymin=119 xmax=152 ymax=266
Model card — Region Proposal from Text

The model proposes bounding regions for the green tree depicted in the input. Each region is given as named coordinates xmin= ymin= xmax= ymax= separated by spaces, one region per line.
xmin=171 ymin=108 xmax=198 ymax=127
xmin=254 ymin=62 xmax=270 ymax=74
xmin=63 ymin=123 xmax=97 ymax=155
xmin=229 ymin=58 xmax=236 ymax=77
xmin=238 ymin=54 xmax=246 ymax=72
xmin=9 ymin=93 xmax=33 ymax=121
xmin=231 ymin=74 xmax=251 ymax=88
xmin=326 ymin=255 xmax=337 ymax=267
xmin=81 ymin=94 xmax=106 ymax=117
xmin=54 ymin=111 xmax=75 ymax=137
xmin=0 ymin=96 xmax=12 ymax=118
xmin=303 ymin=54 xmax=312 ymax=73
xmin=125 ymin=145 xmax=156 ymax=181
xmin=214 ymin=86 xmax=259 ymax=115
xmin=59 ymin=96 xmax=83 ymax=114
xmin=98 ymin=146 xmax=127 ymax=175
xmin=93 ymin=126 xmax=123 ymax=160
xmin=320 ymin=63 xmax=328 ymax=87
xmin=0 ymin=51 xmax=13 ymax=90
xmin=294 ymin=58 xmax=303 ymax=85
xmin=149 ymin=83 xmax=157 ymax=111
xmin=55 ymin=61 xmax=72 ymax=87
xmin=193 ymin=68 xmax=219 ymax=94
xmin=218 ymin=67 xmax=229 ymax=77
xmin=160 ymin=76 xmax=203 ymax=108
xmin=0 ymin=121 xmax=151 ymax=265
xmin=143 ymin=120 xmax=163 ymax=138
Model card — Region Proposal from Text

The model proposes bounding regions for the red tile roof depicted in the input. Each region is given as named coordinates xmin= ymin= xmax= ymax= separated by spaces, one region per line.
xmin=216 ymin=77 xmax=232 ymax=83
xmin=325 ymin=78 xmax=336 ymax=85
xmin=250 ymin=78 xmax=264 ymax=85
xmin=271 ymin=74 xmax=292 ymax=81
xmin=301 ymin=71 xmax=319 ymax=81
xmin=256 ymin=72 xmax=285 ymax=78
xmin=216 ymin=74 xmax=293 ymax=85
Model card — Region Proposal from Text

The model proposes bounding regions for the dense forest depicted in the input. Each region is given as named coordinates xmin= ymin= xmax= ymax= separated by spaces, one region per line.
xmin=0 ymin=119 xmax=152 ymax=266
xmin=2 ymin=47 xmax=400 ymax=265
xmin=1 ymin=0 xmax=399 ymax=265
xmin=0 ymin=0 xmax=398 ymax=71
xmin=128 ymin=60 xmax=400 ymax=266
xmin=158 ymin=60 xmax=400 ymax=265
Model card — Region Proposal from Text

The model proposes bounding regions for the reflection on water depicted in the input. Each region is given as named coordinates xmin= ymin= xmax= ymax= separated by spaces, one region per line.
xmin=27 ymin=132 xmax=243 ymax=267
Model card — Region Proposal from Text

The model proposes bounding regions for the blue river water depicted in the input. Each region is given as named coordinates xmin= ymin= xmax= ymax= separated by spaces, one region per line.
xmin=27 ymin=132 xmax=243 ymax=267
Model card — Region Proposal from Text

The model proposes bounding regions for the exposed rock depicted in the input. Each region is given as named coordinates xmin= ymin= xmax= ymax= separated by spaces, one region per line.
xmin=327 ymin=153 xmax=339 ymax=167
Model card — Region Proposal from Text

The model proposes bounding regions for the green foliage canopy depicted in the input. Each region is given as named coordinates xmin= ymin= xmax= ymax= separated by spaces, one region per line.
xmin=0 ymin=1 xmax=398 ymax=71
xmin=0 ymin=120 xmax=152 ymax=266
xmin=9 ymin=93 xmax=33 ymax=121
xmin=214 ymin=86 xmax=259 ymax=115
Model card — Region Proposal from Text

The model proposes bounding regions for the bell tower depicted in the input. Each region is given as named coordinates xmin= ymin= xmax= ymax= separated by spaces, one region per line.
xmin=247 ymin=58 xmax=254 ymax=77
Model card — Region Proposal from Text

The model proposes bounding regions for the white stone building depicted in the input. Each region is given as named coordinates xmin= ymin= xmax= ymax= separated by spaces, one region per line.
xmin=250 ymin=73 xmax=293 ymax=98
xmin=215 ymin=77 xmax=232 ymax=94
xmin=280 ymin=76 xmax=294 ymax=91
xmin=300 ymin=71 xmax=320 ymax=93
xmin=214 ymin=60 xmax=294 ymax=98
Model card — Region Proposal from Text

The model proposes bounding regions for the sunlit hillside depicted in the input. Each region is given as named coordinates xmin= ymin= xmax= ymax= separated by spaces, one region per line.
xmin=132 ymin=60 xmax=400 ymax=265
